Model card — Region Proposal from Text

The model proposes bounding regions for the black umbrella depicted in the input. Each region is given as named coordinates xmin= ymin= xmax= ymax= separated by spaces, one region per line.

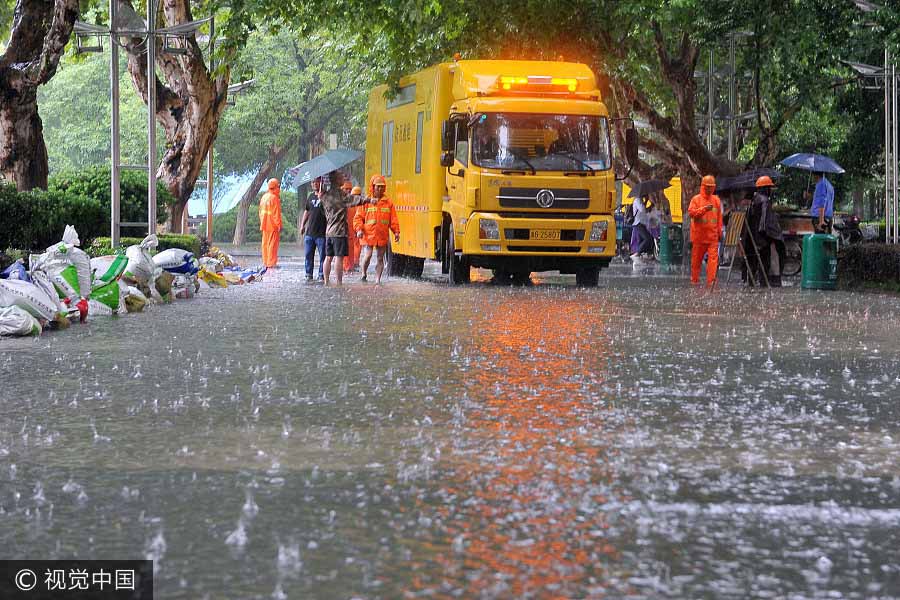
xmin=716 ymin=168 xmax=781 ymax=193
xmin=627 ymin=179 xmax=671 ymax=198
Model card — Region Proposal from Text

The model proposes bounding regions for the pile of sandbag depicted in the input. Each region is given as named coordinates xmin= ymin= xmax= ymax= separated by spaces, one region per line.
xmin=2 ymin=224 xmax=261 ymax=337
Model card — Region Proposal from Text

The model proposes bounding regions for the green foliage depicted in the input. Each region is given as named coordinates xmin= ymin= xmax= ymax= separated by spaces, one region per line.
xmin=838 ymin=244 xmax=900 ymax=287
xmin=49 ymin=165 xmax=174 ymax=227
xmin=200 ymin=191 xmax=300 ymax=243
xmin=38 ymin=54 xmax=162 ymax=174
xmin=0 ymin=167 xmax=174 ymax=253
xmin=0 ymin=183 xmax=105 ymax=252
xmin=88 ymin=234 xmax=202 ymax=258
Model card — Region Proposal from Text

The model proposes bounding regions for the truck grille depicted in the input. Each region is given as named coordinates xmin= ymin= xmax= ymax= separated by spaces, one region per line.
xmin=497 ymin=187 xmax=590 ymax=209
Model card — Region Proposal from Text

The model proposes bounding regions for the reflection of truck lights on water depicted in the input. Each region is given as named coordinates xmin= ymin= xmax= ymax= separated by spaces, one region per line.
xmin=365 ymin=59 xmax=638 ymax=287
xmin=407 ymin=297 xmax=622 ymax=597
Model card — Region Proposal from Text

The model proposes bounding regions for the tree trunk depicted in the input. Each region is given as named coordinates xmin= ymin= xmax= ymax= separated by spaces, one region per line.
xmin=232 ymin=144 xmax=288 ymax=245
xmin=0 ymin=88 xmax=48 ymax=190
xmin=119 ymin=0 xmax=229 ymax=233
xmin=0 ymin=0 xmax=80 ymax=190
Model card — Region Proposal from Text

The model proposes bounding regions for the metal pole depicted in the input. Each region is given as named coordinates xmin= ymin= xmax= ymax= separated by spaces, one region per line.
xmin=206 ymin=17 xmax=214 ymax=241
xmin=728 ymin=35 xmax=736 ymax=160
xmin=886 ymin=48 xmax=891 ymax=243
xmin=147 ymin=0 xmax=157 ymax=236
xmin=891 ymin=64 xmax=900 ymax=244
xmin=110 ymin=0 xmax=121 ymax=247
xmin=708 ymin=49 xmax=714 ymax=151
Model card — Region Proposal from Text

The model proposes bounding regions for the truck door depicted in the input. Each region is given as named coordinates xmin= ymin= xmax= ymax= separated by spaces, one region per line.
xmin=446 ymin=119 xmax=469 ymax=231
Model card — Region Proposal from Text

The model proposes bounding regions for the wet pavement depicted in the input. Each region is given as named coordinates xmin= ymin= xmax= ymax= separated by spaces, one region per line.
xmin=2 ymin=260 xmax=900 ymax=599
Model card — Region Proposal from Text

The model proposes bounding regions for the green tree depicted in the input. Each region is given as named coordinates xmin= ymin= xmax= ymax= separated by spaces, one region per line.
xmin=214 ymin=29 xmax=371 ymax=244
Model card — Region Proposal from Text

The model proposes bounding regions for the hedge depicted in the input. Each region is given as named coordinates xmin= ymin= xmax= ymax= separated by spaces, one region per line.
xmin=838 ymin=244 xmax=900 ymax=289
xmin=88 ymin=234 xmax=201 ymax=258
xmin=0 ymin=167 xmax=174 ymax=253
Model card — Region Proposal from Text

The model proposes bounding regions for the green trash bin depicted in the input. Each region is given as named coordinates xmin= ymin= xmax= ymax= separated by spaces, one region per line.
xmin=658 ymin=223 xmax=684 ymax=265
xmin=801 ymin=233 xmax=838 ymax=290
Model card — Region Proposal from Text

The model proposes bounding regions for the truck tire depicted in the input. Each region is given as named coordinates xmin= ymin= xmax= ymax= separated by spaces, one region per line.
xmin=404 ymin=257 xmax=425 ymax=279
xmin=448 ymin=228 xmax=470 ymax=285
xmin=575 ymin=267 xmax=600 ymax=287
xmin=387 ymin=244 xmax=407 ymax=277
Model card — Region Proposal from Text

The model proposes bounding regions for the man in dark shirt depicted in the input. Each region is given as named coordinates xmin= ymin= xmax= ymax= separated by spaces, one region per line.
xmin=321 ymin=171 xmax=368 ymax=286
xmin=299 ymin=177 xmax=326 ymax=281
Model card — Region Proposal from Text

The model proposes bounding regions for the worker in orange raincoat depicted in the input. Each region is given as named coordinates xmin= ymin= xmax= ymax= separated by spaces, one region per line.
xmin=688 ymin=175 xmax=723 ymax=288
xmin=342 ymin=182 xmax=362 ymax=272
xmin=258 ymin=178 xmax=283 ymax=268
xmin=353 ymin=174 xmax=399 ymax=283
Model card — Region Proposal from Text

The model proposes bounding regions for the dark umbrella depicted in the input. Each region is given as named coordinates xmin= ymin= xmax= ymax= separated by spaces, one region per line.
xmin=717 ymin=168 xmax=782 ymax=193
xmin=627 ymin=179 xmax=671 ymax=198
xmin=285 ymin=149 xmax=363 ymax=186
xmin=780 ymin=153 xmax=845 ymax=174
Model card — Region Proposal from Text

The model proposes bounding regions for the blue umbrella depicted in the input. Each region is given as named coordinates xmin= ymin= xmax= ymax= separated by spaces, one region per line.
xmin=780 ymin=153 xmax=845 ymax=174
xmin=285 ymin=149 xmax=363 ymax=186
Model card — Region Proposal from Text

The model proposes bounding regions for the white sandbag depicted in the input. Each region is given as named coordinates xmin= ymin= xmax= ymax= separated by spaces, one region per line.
xmin=124 ymin=234 xmax=158 ymax=284
xmin=172 ymin=275 xmax=195 ymax=299
xmin=87 ymin=299 xmax=113 ymax=318
xmin=30 ymin=271 xmax=68 ymax=315
xmin=0 ymin=306 xmax=41 ymax=336
xmin=198 ymin=256 xmax=223 ymax=273
xmin=0 ymin=278 xmax=60 ymax=321
xmin=153 ymin=248 xmax=198 ymax=274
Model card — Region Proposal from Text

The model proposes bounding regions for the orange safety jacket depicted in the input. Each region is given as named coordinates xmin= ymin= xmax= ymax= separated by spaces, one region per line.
xmin=259 ymin=187 xmax=282 ymax=232
xmin=354 ymin=198 xmax=399 ymax=247
xmin=688 ymin=190 xmax=722 ymax=244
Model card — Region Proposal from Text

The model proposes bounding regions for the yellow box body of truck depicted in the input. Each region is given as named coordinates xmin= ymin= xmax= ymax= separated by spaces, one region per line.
xmin=365 ymin=59 xmax=624 ymax=285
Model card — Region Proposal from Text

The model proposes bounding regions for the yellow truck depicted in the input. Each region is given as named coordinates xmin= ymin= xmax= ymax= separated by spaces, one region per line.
xmin=621 ymin=178 xmax=683 ymax=224
xmin=365 ymin=59 xmax=638 ymax=285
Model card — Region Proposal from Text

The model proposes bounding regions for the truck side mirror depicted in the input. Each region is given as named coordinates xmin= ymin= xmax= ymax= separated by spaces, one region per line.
xmin=441 ymin=120 xmax=454 ymax=152
xmin=625 ymin=128 xmax=639 ymax=167
xmin=440 ymin=151 xmax=455 ymax=167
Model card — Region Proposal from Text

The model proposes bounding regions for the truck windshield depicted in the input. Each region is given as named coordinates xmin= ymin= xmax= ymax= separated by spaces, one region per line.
xmin=472 ymin=113 xmax=611 ymax=172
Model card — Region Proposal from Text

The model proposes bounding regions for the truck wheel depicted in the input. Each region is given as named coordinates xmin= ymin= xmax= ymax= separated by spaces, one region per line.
xmin=448 ymin=228 xmax=470 ymax=285
xmin=510 ymin=271 xmax=531 ymax=286
xmin=575 ymin=267 xmax=600 ymax=287
xmin=405 ymin=257 xmax=425 ymax=279
xmin=387 ymin=244 xmax=407 ymax=277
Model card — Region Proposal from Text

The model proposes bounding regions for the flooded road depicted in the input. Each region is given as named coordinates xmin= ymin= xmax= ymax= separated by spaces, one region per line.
xmin=2 ymin=262 xmax=899 ymax=598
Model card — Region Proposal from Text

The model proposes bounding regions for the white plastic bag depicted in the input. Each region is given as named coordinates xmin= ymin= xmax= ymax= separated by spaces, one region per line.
xmin=30 ymin=225 xmax=92 ymax=301
xmin=124 ymin=234 xmax=159 ymax=284
xmin=0 ymin=278 xmax=61 ymax=321
xmin=0 ymin=306 xmax=41 ymax=336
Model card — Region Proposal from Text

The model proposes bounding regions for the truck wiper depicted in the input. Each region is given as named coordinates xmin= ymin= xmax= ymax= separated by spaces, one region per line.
xmin=500 ymin=169 xmax=528 ymax=175
xmin=507 ymin=150 xmax=536 ymax=175
xmin=548 ymin=152 xmax=595 ymax=174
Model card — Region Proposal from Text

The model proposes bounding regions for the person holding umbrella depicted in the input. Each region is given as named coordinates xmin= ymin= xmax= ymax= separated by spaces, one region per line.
xmin=805 ymin=172 xmax=835 ymax=233
xmin=320 ymin=171 xmax=369 ymax=286
xmin=780 ymin=153 xmax=843 ymax=233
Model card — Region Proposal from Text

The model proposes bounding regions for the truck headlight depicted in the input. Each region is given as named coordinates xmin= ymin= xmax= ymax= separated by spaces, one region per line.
xmin=479 ymin=218 xmax=500 ymax=240
xmin=590 ymin=221 xmax=608 ymax=242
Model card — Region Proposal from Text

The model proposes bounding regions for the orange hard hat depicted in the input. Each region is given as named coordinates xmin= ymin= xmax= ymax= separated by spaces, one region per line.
xmin=701 ymin=175 xmax=716 ymax=188
xmin=370 ymin=174 xmax=386 ymax=187
xmin=351 ymin=186 xmax=362 ymax=195
xmin=756 ymin=175 xmax=775 ymax=188
xmin=267 ymin=178 xmax=280 ymax=190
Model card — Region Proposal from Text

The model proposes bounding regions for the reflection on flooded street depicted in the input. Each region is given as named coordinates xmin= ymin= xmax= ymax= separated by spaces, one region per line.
xmin=1 ymin=263 xmax=899 ymax=598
